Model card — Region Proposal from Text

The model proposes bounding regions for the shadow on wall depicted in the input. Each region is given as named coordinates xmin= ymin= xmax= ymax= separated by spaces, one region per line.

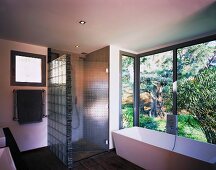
xmin=165 ymin=2 xmax=216 ymax=42
xmin=142 ymin=2 xmax=216 ymax=51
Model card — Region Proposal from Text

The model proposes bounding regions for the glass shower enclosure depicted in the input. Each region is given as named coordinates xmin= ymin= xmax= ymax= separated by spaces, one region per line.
xmin=47 ymin=49 xmax=109 ymax=168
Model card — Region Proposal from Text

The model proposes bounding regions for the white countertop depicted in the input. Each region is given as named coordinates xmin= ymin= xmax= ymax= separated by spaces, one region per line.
xmin=0 ymin=147 xmax=16 ymax=170
xmin=0 ymin=128 xmax=6 ymax=148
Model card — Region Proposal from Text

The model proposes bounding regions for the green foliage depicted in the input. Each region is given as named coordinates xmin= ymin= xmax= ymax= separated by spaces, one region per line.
xmin=122 ymin=104 xmax=133 ymax=128
xmin=123 ymin=105 xmax=206 ymax=141
xmin=140 ymin=51 xmax=173 ymax=115
xmin=122 ymin=56 xmax=134 ymax=88
xmin=178 ymin=67 xmax=216 ymax=143
xmin=139 ymin=116 xmax=166 ymax=132
xmin=177 ymin=41 xmax=216 ymax=144
xmin=177 ymin=42 xmax=216 ymax=80
xmin=139 ymin=116 xmax=158 ymax=130
xmin=178 ymin=114 xmax=207 ymax=142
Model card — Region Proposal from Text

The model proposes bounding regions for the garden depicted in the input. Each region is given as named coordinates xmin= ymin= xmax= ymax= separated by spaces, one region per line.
xmin=121 ymin=40 xmax=216 ymax=144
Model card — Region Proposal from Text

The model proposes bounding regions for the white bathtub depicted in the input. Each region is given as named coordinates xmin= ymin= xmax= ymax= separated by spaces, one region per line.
xmin=112 ymin=127 xmax=216 ymax=170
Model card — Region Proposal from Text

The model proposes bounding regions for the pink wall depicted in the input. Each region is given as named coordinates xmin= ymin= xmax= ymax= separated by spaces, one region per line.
xmin=0 ymin=39 xmax=47 ymax=151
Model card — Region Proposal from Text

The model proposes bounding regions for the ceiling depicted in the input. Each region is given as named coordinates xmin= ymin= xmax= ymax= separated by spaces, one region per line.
xmin=0 ymin=0 xmax=216 ymax=54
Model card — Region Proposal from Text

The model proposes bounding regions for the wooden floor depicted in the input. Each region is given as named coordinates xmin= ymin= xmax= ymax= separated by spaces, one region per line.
xmin=22 ymin=147 xmax=144 ymax=170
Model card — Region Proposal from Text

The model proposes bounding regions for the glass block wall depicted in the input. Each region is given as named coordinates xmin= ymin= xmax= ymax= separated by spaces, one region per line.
xmin=48 ymin=54 xmax=72 ymax=168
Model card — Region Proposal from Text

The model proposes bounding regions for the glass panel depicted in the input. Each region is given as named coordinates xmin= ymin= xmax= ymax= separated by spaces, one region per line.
xmin=121 ymin=56 xmax=134 ymax=128
xmin=140 ymin=51 xmax=173 ymax=132
xmin=71 ymin=52 xmax=109 ymax=161
xmin=177 ymin=40 xmax=216 ymax=144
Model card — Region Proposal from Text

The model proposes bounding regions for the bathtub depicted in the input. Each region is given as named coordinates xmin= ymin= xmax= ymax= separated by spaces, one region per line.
xmin=112 ymin=127 xmax=216 ymax=170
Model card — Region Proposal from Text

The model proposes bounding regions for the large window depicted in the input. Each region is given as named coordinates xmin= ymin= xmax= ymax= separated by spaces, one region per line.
xmin=120 ymin=35 xmax=216 ymax=144
xmin=177 ymin=40 xmax=216 ymax=143
xmin=140 ymin=51 xmax=173 ymax=132
xmin=121 ymin=55 xmax=134 ymax=128
xmin=11 ymin=50 xmax=46 ymax=86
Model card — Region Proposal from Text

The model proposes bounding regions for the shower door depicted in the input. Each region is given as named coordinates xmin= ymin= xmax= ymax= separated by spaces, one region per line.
xmin=72 ymin=51 xmax=109 ymax=161
xmin=47 ymin=54 xmax=73 ymax=168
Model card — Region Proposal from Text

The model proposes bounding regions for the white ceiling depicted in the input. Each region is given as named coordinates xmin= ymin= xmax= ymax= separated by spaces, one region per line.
xmin=0 ymin=0 xmax=216 ymax=54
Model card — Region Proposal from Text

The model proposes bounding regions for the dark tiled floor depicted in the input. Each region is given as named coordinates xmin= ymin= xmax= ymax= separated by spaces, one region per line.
xmin=22 ymin=147 xmax=144 ymax=170
xmin=22 ymin=147 xmax=68 ymax=170
xmin=73 ymin=150 xmax=144 ymax=170
xmin=72 ymin=139 xmax=105 ymax=162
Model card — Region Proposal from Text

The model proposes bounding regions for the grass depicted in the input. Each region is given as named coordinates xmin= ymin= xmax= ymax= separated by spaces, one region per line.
xmin=178 ymin=114 xmax=207 ymax=142
xmin=122 ymin=104 xmax=133 ymax=128
xmin=122 ymin=105 xmax=207 ymax=143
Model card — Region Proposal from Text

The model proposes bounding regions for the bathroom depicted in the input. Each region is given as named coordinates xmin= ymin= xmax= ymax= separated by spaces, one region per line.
xmin=0 ymin=1 xmax=216 ymax=170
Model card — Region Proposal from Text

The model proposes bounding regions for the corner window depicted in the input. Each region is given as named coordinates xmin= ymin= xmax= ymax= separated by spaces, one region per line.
xmin=11 ymin=50 xmax=46 ymax=86
xmin=120 ymin=35 xmax=216 ymax=144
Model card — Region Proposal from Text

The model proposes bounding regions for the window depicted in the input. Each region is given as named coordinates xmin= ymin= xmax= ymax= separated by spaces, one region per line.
xmin=139 ymin=51 xmax=173 ymax=132
xmin=121 ymin=55 xmax=135 ymax=128
xmin=119 ymin=35 xmax=216 ymax=144
xmin=177 ymin=40 xmax=216 ymax=143
xmin=11 ymin=50 xmax=46 ymax=86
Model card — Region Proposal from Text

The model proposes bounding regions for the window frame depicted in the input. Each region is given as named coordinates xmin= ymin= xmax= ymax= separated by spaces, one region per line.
xmin=11 ymin=50 xmax=46 ymax=86
xmin=119 ymin=34 xmax=216 ymax=131
xmin=137 ymin=34 xmax=216 ymax=58
xmin=136 ymin=34 xmax=216 ymax=141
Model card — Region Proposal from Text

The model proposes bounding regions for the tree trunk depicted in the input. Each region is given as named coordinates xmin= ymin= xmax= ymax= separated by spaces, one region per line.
xmin=150 ymin=98 xmax=157 ymax=117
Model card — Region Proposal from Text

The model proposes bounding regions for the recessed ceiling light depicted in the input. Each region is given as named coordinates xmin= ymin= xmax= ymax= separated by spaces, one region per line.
xmin=79 ymin=20 xmax=86 ymax=25
xmin=75 ymin=45 xmax=79 ymax=48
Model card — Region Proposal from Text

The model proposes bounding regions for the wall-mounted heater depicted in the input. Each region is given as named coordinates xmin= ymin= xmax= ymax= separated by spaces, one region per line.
xmin=13 ymin=90 xmax=46 ymax=124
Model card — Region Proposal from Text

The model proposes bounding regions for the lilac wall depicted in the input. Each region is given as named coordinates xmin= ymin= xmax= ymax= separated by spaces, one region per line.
xmin=0 ymin=39 xmax=47 ymax=151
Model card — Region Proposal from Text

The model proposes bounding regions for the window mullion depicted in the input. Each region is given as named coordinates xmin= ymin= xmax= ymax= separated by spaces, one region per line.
xmin=173 ymin=49 xmax=177 ymax=115
xmin=134 ymin=56 xmax=140 ymax=126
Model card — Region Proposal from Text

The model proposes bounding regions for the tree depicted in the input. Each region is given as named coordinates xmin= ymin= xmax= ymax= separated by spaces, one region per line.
xmin=177 ymin=41 xmax=216 ymax=144
xmin=178 ymin=67 xmax=216 ymax=144
xmin=140 ymin=52 xmax=173 ymax=117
